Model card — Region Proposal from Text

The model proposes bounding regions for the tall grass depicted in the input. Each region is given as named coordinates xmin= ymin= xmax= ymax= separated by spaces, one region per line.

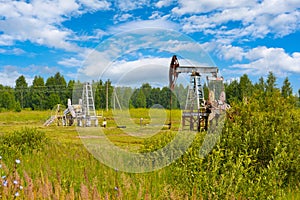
xmin=0 ymin=107 xmax=299 ymax=199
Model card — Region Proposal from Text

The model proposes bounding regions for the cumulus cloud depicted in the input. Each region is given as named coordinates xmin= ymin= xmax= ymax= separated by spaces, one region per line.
xmin=222 ymin=46 xmax=300 ymax=77
xmin=155 ymin=0 xmax=174 ymax=8
xmin=172 ymin=0 xmax=254 ymax=15
xmin=115 ymin=0 xmax=150 ymax=11
xmin=0 ymin=0 xmax=110 ymax=51
xmin=113 ymin=13 xmax=134 ymax=23
xmin=58 ymin=57 xmax=83 ymax=68
xmin=175 ymin=0 xmax=300 ymax=40
xmin=108 ymin=19 xmax=179 ymax=34
xmin=0 ymin=65 xmax=35 ymax=87
xmin=0 ymin=48 xmax=25 ymax=55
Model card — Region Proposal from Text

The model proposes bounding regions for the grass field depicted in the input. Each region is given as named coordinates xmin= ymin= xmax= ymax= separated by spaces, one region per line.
xmin=0 ymin=109 xmax=299 ymax=199
xmin=0 ymin=109 xmax=190 ymax=199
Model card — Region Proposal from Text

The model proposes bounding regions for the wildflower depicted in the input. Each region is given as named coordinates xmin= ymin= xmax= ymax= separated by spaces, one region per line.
xmin=15 ymin=192 xmax=20 ymax=197
xmin=13 ymin=180 xmax=18 ymax=185
xmin=2 ymin=175 xmax=6 ymax=179
xmin=114 ymin=186 xmax=118 ymax=191
xmin=3 ymin=180 xmax=8 ymax=187
xmin=19 ymin=186 xmax=23 ymax=190
xmin=0 ymin=156 xmax=2 ymax=160
xmin=15 ymin=159 xmax=21 ymax=164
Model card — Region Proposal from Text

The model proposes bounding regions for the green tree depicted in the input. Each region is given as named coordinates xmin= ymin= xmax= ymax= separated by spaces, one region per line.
xmin=66 ymin=80 xmax=75 ymax=102
xmin=104 ymin=80 xmax=113 ymax=110
xmin=281 ymin=77 xmax=293 ymax=98
xmin=239 ymin=74 xmax=253 ymax=100
xmin=29 ymin=76 xmax=45 ymax=110
xmin=265 ymin=72 xmax=277 ymax=94
xmin=141 ymin=83 xmax=152 ymax=108
xmin=45 ymin=72 xmax=67 ymax=109
xmin=0 ymin=85 xmax=16 ymax=110
xmin=15 ymin=75 xmax=28 ymax=108
xmin=131 ymin=89 xmax=146 ymax=108
xmin=94 ymin=80 xmax=105 ymax=109
xmin=149 ymin=87 xmax=161 ymax=107
xmin=225 ymin=80 xmax=240 ymax=104
xmin=253 ymin=76 xmax=265 ymax=94
xmin=159 ymin=87 xmax=173 ymax=109
xmin=48 ymin=93 xmax=61 ymax=109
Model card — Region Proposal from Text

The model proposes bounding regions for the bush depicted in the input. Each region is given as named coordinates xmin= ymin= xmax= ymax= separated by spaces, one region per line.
xmin=14 ymin=102 xmax=22 ymax=112
xmin=143 ymin=91 xmax=300 ymax=199
xmin=0 ymin=127 xmax=48 ymax=157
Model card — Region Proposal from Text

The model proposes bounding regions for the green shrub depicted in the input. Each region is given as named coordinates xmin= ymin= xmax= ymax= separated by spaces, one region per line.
xmin=142 ymin=91 xmax=300 ymax=199
xmin=14 ymin=102 xmax=22 ymax=112
xmin=0 ymin=127 xmax=48 ymax=157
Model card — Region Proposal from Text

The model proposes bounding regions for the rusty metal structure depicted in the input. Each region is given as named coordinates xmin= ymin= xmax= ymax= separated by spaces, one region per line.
xmin=169 ymin=55 xmax=229 ymax=131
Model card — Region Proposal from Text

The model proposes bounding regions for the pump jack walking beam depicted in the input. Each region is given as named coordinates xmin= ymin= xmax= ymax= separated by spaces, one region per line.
xmin=169 ymin=55 xmax=218 ymax=90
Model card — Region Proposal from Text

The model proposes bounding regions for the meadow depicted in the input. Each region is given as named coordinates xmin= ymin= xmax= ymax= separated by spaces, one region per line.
xmin=0 ymin=105 xmax=299 ymax=199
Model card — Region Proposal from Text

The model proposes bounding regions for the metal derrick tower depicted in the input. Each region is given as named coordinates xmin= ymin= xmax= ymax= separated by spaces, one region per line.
xmin=79 ymin=82 xmax=98 ymax=127
xmin=44 ymin=82 xmax=98 ymax=127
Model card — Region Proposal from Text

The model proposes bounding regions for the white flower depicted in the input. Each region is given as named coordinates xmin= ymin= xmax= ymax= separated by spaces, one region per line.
xmin=0 ymin=156 xmax=2 ymax=160
xmin=2 ymin=175 xmax=6 ymax=179
xmin=15 ymin=159 xmax=21 ymax=164
xmin=13 ymin=180 xmax=18 ymax=185
xmin=15 ymin=192 xmax=20 ymax=197
xmin=3 ymin=180 xmax=8 ymax=187
xmin=19 ymin=185 xmax=23 ymax=190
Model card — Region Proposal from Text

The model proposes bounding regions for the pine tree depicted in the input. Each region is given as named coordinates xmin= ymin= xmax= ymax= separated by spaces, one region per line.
xmin=15 ymin=75 xmax=28 ymax=108
xmin=239 ymin=74 xmax=253 ymax=100
xmin=29 ymin=76 xmax=45 ymax=110
xmin=281 ymin=77 xmax=293 ymax=98
xmin=266 ymin=72 xmax=277 ymax=94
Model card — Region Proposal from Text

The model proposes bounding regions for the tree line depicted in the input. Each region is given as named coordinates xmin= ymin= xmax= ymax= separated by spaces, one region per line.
xmin=225 ymin=72 xmax=299 ymax=106
xmin=0 ymin=71 xmax=299 ymax=111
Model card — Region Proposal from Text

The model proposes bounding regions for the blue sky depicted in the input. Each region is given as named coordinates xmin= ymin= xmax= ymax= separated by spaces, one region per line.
xmin=0 ymin=0 xmax=299 ymax=93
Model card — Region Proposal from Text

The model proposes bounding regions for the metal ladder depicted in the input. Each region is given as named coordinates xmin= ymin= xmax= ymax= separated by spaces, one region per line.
xmin=81 ymin=82 xmax=98 ymax=127
xmin=182 ymin=73 xmax=206 ymax=131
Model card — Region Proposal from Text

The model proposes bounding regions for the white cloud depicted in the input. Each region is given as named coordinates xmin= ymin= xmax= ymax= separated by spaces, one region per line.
xmin=155 ymin=0 xmax=174 ymax=8
xmin=0 ymin=66 xmax=34 ymax=87
xmin=113 ymin=13 xmax=133 ymax=23
xmin=172 ymin=0 xmax=254 ymax=15
xmin=0 ymin=0 xmax=110 ymax=51
xmin=175 ymin=0 xmax=300 ymax=40
xmin=218 ymin=45 xmax=244 ymax=61
xmin=225 ymin=46 xmax=300 ymax=77
xmin=58 ymin=57 xmax=83 ymax=68
xmin=108 ymin=19 xmax=179 ymax=34
xmin=0 ymin=69 xmax=22 ymax=87
xmin=78 ymin=0 xmax=111 ymax=11
xmin=78 ymin=56 xmax=206 ymax=87
xmin=116 ymin=0 xmax=150 ymax=11
xmin=0 ymin=48 xmax=25 ymax=55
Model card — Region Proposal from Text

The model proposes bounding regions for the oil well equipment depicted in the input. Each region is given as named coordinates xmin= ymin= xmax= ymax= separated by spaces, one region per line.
xmin=44 ymin=82 xmax=99 ymax=127
xmin=169 ymin=55 xmax=230 ymax=131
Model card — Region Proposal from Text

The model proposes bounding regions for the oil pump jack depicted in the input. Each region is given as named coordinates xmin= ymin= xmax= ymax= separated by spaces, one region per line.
xmin=169 ymin=55 xmax=229 ymax=131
